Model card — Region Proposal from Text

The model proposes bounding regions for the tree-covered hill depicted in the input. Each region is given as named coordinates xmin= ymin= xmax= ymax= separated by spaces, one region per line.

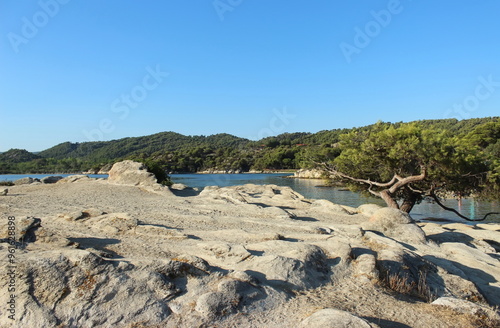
xmin=1 ymin=117 xmax=498 ymax=179
xmin=0 ymin=148 xmax=41 ymax=163
xmin=38 ymin=132 xmax=251 ymax=161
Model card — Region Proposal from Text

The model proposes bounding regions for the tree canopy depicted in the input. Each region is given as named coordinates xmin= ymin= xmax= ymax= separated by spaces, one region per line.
xmin=1 ymin=116 xmax=499 ymax=215
xmin=318 ymin=121 xmax=499 ymax=219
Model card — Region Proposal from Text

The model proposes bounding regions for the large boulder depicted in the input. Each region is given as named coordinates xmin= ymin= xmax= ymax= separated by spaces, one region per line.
xmin=41 ymin=176 xmax=64 ymax=184
xmin=300 ymin=308 xmax=377 ymax=328
xmin=14 ymin=177 xmax=40 ymax=185
xmin=107 ymin=160 xmax=158 ymax=187
xmin=362 ymin=207 xmax=426 ymax=244
xmin=357 ymin=204 xmax=383 ymax=217
xmin=431 ymin=297 xmax=498 ymax=318
xmin=57 ymin=175 xmax=92 ymax=183
xmin=0 ymin=250 xmax=173 ymax=327
xmin=241 ymin=241 xmax=330 ymax=291
xmin=293 ymin=169 xmax=327 ymax=179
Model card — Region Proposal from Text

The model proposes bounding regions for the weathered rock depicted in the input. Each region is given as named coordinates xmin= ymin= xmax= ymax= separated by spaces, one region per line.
xmin=18 ymin=217 xmax=41 ymax=242
xmin=195 ymin=291 xmax=238 ymax=317
xmin=2 ymin=175 xmax=499 ymax=327
xmin=437 ymin=271 xmax=486 ymax=303
xmin=58 ymin=211 xmax=88 ymax=221
xmin=432 ymin=297 xmax=495 ymax=317
xmin=314 ymin=238 xmax=352 ymax=262
xmin=86 ymin=213 xmax=138 ymax=234
xmin=32 ymin=227 xmax=73 ymax=247
xmin=362 ymin=207 xmax=426 ymax=244
xmin=438 ymin=242 xmax=500 ymax=305
xmin=200 ymin=242 xmax=252 ymax=265
xmin=0 ymin=216 xmax=41 ymax=241
xmin=353 ymin=253 xmax=378 ymax=282
xmin=377 ymin=248 xmax=441 ymax=300
xmin=216 ymin=278 xmax=265 ymax=311
xmin=442 ymin=222 xmax=475 ymax=231
xmin=170 ymin=183 xmax=188 ymax=190
xmin=172 ymin=254 xmax=210 ymax=272
xmin=83 ymin=208 xmax=106 ymax=217
xmin=0 ymin=250 xmax=179 ymax=327
xmin=228 ymin=270 xmax=259 ymax=285
xmin=332 ymin=224 xmax=364 ymax=239
xmin=107 ymin=160 xmax=158 ymax=187
xmin=357 ymin=204 xmax=383 ymax=216
xmin=293 ymin=169 xmax=327 ymax=179
xmin=57 ymin=175 xmax=92 ymax=183
xmin=300 ymin=308 xmax=376 ymax=328
xmin=370 ymin=207 xmax=413 ymax=225
xmin=0 ymin=188 xmax=7 ymax=196
xmin=41 ymin=176 xmax=63 ymax=184
xmin=242 ymin=241 xmax=330 ymax=290
xmin=135 ymin=224 xmax=187 ymax=239
xmin=312 ymin=199 xmax=351 ymax=215
xmin=14 ymin=177 xmax=40 ymax=185
xmin=262 ymin=206 xmax=296 ymax=219
xmin=476 ymin=223 xmax=500 ymax=231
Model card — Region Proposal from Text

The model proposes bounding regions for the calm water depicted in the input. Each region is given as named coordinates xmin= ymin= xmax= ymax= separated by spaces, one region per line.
xmin=171 ymin=173 xmax=500 ymax=223
xmin=0 ymin=174 xmax=108 ymax=181
xmin=1 ymin=173 xmax=499 ymax=223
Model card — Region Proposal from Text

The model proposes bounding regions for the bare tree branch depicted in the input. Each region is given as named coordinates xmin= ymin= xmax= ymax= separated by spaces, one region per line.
xmin=315 ymin=161 xmax=399 ymax=188
xmin=388 ymin=166 xmax=426 ymax=194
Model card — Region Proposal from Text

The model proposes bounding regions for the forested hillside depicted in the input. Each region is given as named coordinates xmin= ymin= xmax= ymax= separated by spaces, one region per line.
xmin=1 ymin=117 xmax=498 ymax=199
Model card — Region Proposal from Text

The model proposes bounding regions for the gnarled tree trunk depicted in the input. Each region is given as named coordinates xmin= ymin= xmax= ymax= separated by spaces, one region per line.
xmin=319 ymin=163 xmax=427 ymax=213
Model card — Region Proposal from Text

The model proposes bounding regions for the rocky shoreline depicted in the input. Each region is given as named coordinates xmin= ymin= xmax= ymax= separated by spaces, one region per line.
xmin=0 ymin=161 xmax=499 ymax=327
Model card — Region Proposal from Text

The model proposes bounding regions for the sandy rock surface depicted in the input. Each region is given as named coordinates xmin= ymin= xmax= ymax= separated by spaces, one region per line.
xmin=1 ymin=163 xmax=499 ymax=327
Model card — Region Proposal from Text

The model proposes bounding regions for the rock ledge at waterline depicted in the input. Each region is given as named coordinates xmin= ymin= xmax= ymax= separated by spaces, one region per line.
xmin=1 ymin=161 xmax=499 ymax=328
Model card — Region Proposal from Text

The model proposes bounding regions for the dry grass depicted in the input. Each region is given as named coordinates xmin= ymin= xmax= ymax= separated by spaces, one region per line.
xmin=380 ymin=268 xmax=436 ymax=302
xmin=427 ymin=304 xmax=500 ymax=328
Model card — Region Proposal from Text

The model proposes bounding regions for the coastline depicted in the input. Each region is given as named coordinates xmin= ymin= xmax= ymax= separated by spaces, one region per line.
xmin=1 ymin=166 xmax=499 ymax=327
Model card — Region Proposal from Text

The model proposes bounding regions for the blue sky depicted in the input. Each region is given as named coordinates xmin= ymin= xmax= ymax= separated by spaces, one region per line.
xmin=1 ymin=0 xmax=499 ymax=152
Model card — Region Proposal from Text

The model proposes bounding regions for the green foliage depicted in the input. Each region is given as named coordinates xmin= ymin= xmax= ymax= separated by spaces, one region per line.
xmin=0 ymin=149 xmax=41 ymax=163
xmin=1 ymin=116 xmax=498 ymax=207
xmin=143 ymin=159 xmax=172 ymax=186
xmin=331 ymin=121 xmax=496 ymax=208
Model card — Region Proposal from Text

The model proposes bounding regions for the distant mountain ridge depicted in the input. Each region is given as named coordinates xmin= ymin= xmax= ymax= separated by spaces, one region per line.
xmin=0 ymin=148 xmax=41 ymax=163
xmin=37 ymin=132 xmax=251 ymax=162
xmin=1 ymin=117 xmax=498 ymax=166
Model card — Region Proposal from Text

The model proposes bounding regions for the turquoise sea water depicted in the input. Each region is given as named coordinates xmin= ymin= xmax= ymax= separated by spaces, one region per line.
xmin=0 ymin=174 xmax=108 ymax=181
xmin=170 ymin=173 xmax=500 ymax=223
xmin=1 ymin=173 xmax=499 ymax=223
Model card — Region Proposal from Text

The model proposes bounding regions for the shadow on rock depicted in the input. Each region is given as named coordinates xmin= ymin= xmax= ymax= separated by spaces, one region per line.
xmin=67 ymin=237 xmax=122 ymax=259
xmin=423 ymin=254 xmax=500 ymax=306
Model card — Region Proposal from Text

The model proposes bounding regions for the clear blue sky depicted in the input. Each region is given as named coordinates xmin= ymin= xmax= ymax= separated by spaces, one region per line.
xmin=1 ymin=0 xmax=499 ymax=152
